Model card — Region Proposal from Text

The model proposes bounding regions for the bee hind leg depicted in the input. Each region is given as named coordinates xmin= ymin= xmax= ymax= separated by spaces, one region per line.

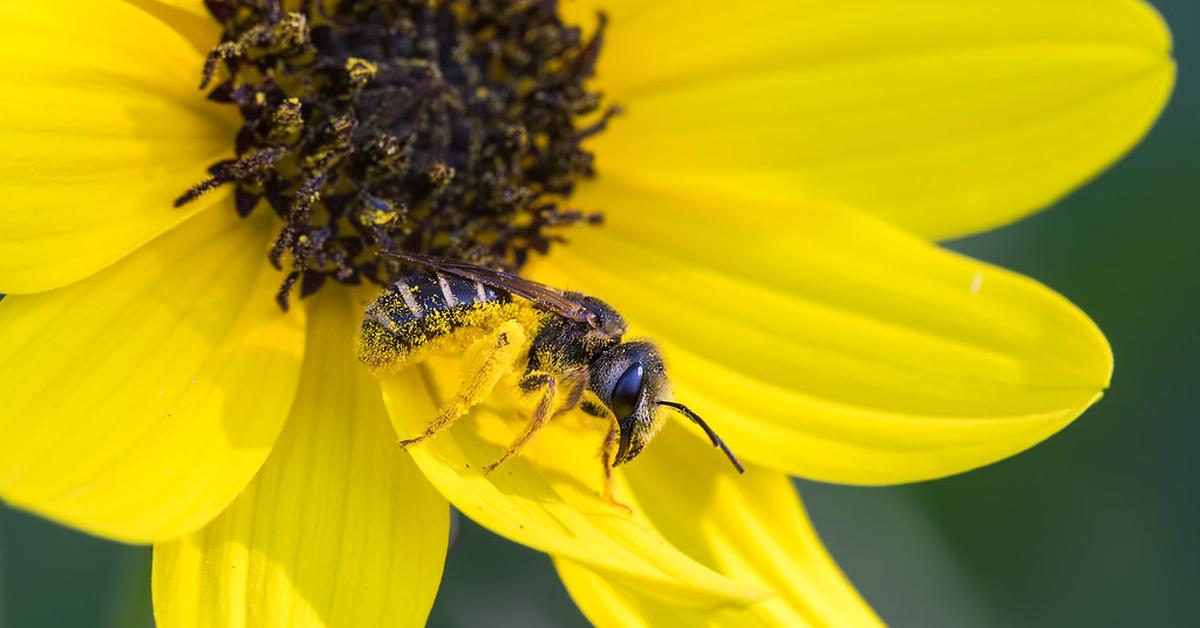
xmin=398 ymin=320 xmax=527 ymax=449
xmin=481 ymin=371 xmax=557 ymax=474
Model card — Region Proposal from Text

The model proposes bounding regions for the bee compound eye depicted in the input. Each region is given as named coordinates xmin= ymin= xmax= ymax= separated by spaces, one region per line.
xmin=611 ymin=362 xmax=644 ymax=419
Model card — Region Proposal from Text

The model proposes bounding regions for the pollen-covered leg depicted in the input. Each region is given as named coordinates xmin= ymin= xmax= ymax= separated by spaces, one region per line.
xmin=398 ymin=320 xmax=527 ymax=448
xmin=482 ymin=372 xmax=557 ymax=474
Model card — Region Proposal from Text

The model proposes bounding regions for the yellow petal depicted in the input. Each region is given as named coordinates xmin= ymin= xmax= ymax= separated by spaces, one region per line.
xmin=574 ymin=0 xmax=1173 ymax=239
xmin=0 ymin=0 xmax=236 ymax=293
xmin=153 ymin=292 xmax=448 ymax=628
xmin=124 ymin=0 xmax=224 ymax=55
xmin=556 ymin=422 xmax=881 ymax=627
xmin=378 ymin=361 xmax=766 ymax=607
xmin=0 ymin=206 xmax=305 ymax=542
xmin=531 ymin=179 xmax=1111 ymax=484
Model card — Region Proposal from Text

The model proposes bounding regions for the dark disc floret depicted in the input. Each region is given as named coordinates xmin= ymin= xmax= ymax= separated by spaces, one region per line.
xmin=179 ymin=0 xmax=614 ymax=309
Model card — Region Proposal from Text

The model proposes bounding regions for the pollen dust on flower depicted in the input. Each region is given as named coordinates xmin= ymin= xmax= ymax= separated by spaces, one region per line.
xmin=178 ymin=0 xmax=614 ymax=309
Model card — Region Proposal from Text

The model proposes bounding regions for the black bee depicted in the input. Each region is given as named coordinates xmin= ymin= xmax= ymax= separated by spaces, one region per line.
xmin=358 ymin=252 xmax=743 ymax=504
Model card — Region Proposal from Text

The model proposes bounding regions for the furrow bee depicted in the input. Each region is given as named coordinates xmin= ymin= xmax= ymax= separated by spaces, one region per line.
xmin=358 ymin=252 xmax=743 ymax=505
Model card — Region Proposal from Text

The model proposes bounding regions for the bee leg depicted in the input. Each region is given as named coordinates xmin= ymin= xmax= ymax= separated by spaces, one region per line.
xmin=551 ymin=371 xmax=588 ymax=419
xmin=582 ymin=399 xmax=632 ymax=511
xmin=481 ymin=372 xmax=557 ymax=474
xmin=577 ymin=397 xmax=609 ymax=430
xmin=599 ymin=420 xmax=632 ymax=512
xmin=398 ymin=321 xmax=526 ymax=448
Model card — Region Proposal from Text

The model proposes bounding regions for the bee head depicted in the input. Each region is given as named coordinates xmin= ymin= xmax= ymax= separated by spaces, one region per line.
xmin=588 ymin=341 xmax=667 ymax=466
xmin=589 ymin=341 xmax=743 ymax=472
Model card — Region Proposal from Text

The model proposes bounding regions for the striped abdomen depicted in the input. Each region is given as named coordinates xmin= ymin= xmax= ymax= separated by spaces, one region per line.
xmin=381 ymin=271 xmax=507 ymax=327
xmin=359 ymin=271 xmax=511 ymax=368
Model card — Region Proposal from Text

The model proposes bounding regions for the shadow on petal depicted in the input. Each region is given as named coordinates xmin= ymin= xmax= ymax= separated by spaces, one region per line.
xmin=557 ymin=421 xmax=882 ymax=627
xmin=377 ymin=353 xmax=768 ymax=609
xmin=154 ymin=291 xmax=448 ymax=628
xmin=0 ymin=0 xmax=238 ymax=293
xmin=0 ymin=207 xmax=305 ymax=543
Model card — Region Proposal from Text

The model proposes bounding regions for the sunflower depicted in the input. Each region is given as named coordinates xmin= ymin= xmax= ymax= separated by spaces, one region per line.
xmin=0 ymin=0 xmax=1173 ymax=625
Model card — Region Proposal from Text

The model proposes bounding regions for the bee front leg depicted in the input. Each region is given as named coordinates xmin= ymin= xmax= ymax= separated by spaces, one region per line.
xmin=598 ymin=421 xmax=632 ymax=513
xmin=398 ymin=320 xmax=526 ymax=449
xmin=583 ymin=399 xmax=632 ymax=512
xmin=482 ymin=371 xmax=557 ymax=474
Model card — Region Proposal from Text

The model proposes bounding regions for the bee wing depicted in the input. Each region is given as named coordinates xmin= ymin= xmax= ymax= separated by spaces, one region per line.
xmin=382 ymin=251 xmax=599 ymax=327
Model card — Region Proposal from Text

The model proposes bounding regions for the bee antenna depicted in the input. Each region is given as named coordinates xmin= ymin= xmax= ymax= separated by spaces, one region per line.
xmin=656 ymin=401 xmax=745 ymax=474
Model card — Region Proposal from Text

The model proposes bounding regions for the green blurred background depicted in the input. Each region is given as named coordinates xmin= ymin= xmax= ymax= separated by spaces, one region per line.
xmin=2 ymin=1 xmax=1195 ymax=626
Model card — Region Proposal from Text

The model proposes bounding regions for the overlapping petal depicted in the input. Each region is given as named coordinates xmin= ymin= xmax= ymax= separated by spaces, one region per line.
xmin=531 ymin=178 xmax=1111 ymax=484
xmin=125 ymin=0 xmax=224 ymax=54
xmin=0 ymin=0 xmax=235 ymax=293
xmin=153 ymin=292 xmax=448 ymax=628
xmin=0 ymin=207 xmax=305 ymax=542
xmin=378 ymin=361 xmax=767 ymax=608
xmin=556 ymin=422 xmax=881 ymax=627
xmin=565 ymin=0 xmax=1174 ymax=239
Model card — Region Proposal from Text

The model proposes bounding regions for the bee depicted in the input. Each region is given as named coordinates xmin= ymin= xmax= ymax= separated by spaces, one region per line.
xmin=358 ymin=252 xmax=743 ymax=504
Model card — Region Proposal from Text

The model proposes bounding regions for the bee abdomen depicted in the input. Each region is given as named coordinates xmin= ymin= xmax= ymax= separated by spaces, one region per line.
xmin=378 ymin=271 xmax=505 ymax=326
xmin=360 ymin=271 xmax=510 ymax=362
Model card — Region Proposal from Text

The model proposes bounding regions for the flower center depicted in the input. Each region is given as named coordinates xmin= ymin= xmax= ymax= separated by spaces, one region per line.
xmin=180 ymin=0 xmax=614 ymax=309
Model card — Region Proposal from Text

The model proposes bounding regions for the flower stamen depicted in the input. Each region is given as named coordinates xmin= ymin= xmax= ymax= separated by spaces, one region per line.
xmin=182 ymin=0 xmax=612 ymax=309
